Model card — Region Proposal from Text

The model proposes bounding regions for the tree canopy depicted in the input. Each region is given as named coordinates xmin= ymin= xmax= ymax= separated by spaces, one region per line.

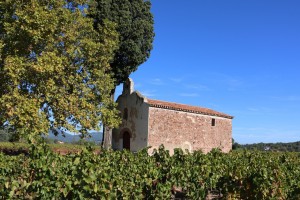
xmin=89 ymin=0 xmax=155 ymax=87
xmin=0 ymin=0 xmax=120 ymax=143
xmin=88 ymin=0 xmax=155 ymax=148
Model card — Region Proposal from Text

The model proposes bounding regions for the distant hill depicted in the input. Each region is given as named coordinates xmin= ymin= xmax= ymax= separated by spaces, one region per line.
xmin=237 ymin=141 xmax=300 ymax=152
xmin=47 ymin=129 xmax=102 ymax=144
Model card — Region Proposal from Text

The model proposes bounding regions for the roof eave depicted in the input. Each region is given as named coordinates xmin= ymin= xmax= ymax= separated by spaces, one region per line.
xmin=149 ymin=103 xmax=234 ymax=119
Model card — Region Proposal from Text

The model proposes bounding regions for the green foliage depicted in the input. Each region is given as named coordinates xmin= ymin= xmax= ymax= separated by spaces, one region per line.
xmin=71 ymin=138 xmax=96 ymax=146
xmin=1 ymin=146 xmax=300 ymax=199
xmin=232 ymin=138 xmax=242 ymax=150
xmin=88 ymin=0 xmax=154 ymax=149
xmin=0 ymin=127 xmax=19 ymax=142
xmin=237 ymin=141 xmax=300 ymax=152
xmin=0 ymin=0 xmax=120 ymax=143
xmin=88 ymin=0 xmax=155 ymax=86
xmin=0 ymin=142 xmax=29 ymax=156
xmin=0 ymin=142 xmax=102 ymax=155
xmin=0 ymin=129 xmax=9 ymax=142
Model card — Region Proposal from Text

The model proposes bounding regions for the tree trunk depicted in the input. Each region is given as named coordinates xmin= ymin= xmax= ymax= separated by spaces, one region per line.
xmin=102 ymin=90 xmax=115 ymax=149
xmin=103 ymin=126 xmax=112 ymax=149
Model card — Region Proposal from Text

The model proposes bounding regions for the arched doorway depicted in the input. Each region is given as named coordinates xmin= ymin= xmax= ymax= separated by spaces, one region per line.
xmin=123 ymin=131 xmax=131 ymax=150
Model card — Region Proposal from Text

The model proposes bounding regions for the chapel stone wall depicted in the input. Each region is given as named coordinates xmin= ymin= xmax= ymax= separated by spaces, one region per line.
xmin=147 ymin=107 xmax=232 ymax=154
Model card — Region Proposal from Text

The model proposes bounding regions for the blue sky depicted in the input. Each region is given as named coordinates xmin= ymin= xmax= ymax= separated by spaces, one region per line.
xmin=116 ymin=0 xmax=300 ymax=144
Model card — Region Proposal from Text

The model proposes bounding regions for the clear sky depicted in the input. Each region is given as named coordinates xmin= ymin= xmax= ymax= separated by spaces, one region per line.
xmin=116 ymin=0 xmax=300 ymax=144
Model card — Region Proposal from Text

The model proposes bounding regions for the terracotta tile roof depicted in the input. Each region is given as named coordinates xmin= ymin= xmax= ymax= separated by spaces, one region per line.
xmin=147 ymin=99 xmax=234 ymax=119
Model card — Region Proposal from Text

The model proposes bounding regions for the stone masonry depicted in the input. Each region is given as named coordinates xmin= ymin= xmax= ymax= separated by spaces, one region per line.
xmin=112 ymin=78 xmax=233 ymax=153
xmin=148 ymin=107 xmax=232 ymax=153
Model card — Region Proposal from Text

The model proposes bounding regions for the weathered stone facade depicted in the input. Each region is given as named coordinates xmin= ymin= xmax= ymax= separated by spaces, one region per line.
xmin=112 ymin=78 xmax=233 ymax=153
xmin=112 ymin=79 xmax=149 ymax=152
xmin=148 ymin=107 xmax=232 ymax=153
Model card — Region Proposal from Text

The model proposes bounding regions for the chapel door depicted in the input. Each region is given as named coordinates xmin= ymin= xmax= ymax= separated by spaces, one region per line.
xmin=123 ymin=131 xmax=130 ymax=150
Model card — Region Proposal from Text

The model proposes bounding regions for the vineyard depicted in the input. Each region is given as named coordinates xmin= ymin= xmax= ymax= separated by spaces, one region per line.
xmin=0 ymin=142 xmax=101 ymax=155
xmin=1 ymin=145 xmax=300 ymax=199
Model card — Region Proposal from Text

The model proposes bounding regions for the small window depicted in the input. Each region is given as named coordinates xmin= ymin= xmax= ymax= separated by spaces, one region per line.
xmin=123 ymin=108 xmax=128 ymax=120
xmin=211 ymin=118 xmax=216 ymax=126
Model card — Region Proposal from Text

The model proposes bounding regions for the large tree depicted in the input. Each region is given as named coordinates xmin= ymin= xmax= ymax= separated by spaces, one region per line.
xmin=88 ymin=0 xmax=155 ymax=148
xmin=0 ymin=0 xmax=120 ymax=143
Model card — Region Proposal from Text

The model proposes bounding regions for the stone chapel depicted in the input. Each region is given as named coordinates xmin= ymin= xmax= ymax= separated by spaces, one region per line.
xmin=112 ymin=78 xmax=233 ymax=153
